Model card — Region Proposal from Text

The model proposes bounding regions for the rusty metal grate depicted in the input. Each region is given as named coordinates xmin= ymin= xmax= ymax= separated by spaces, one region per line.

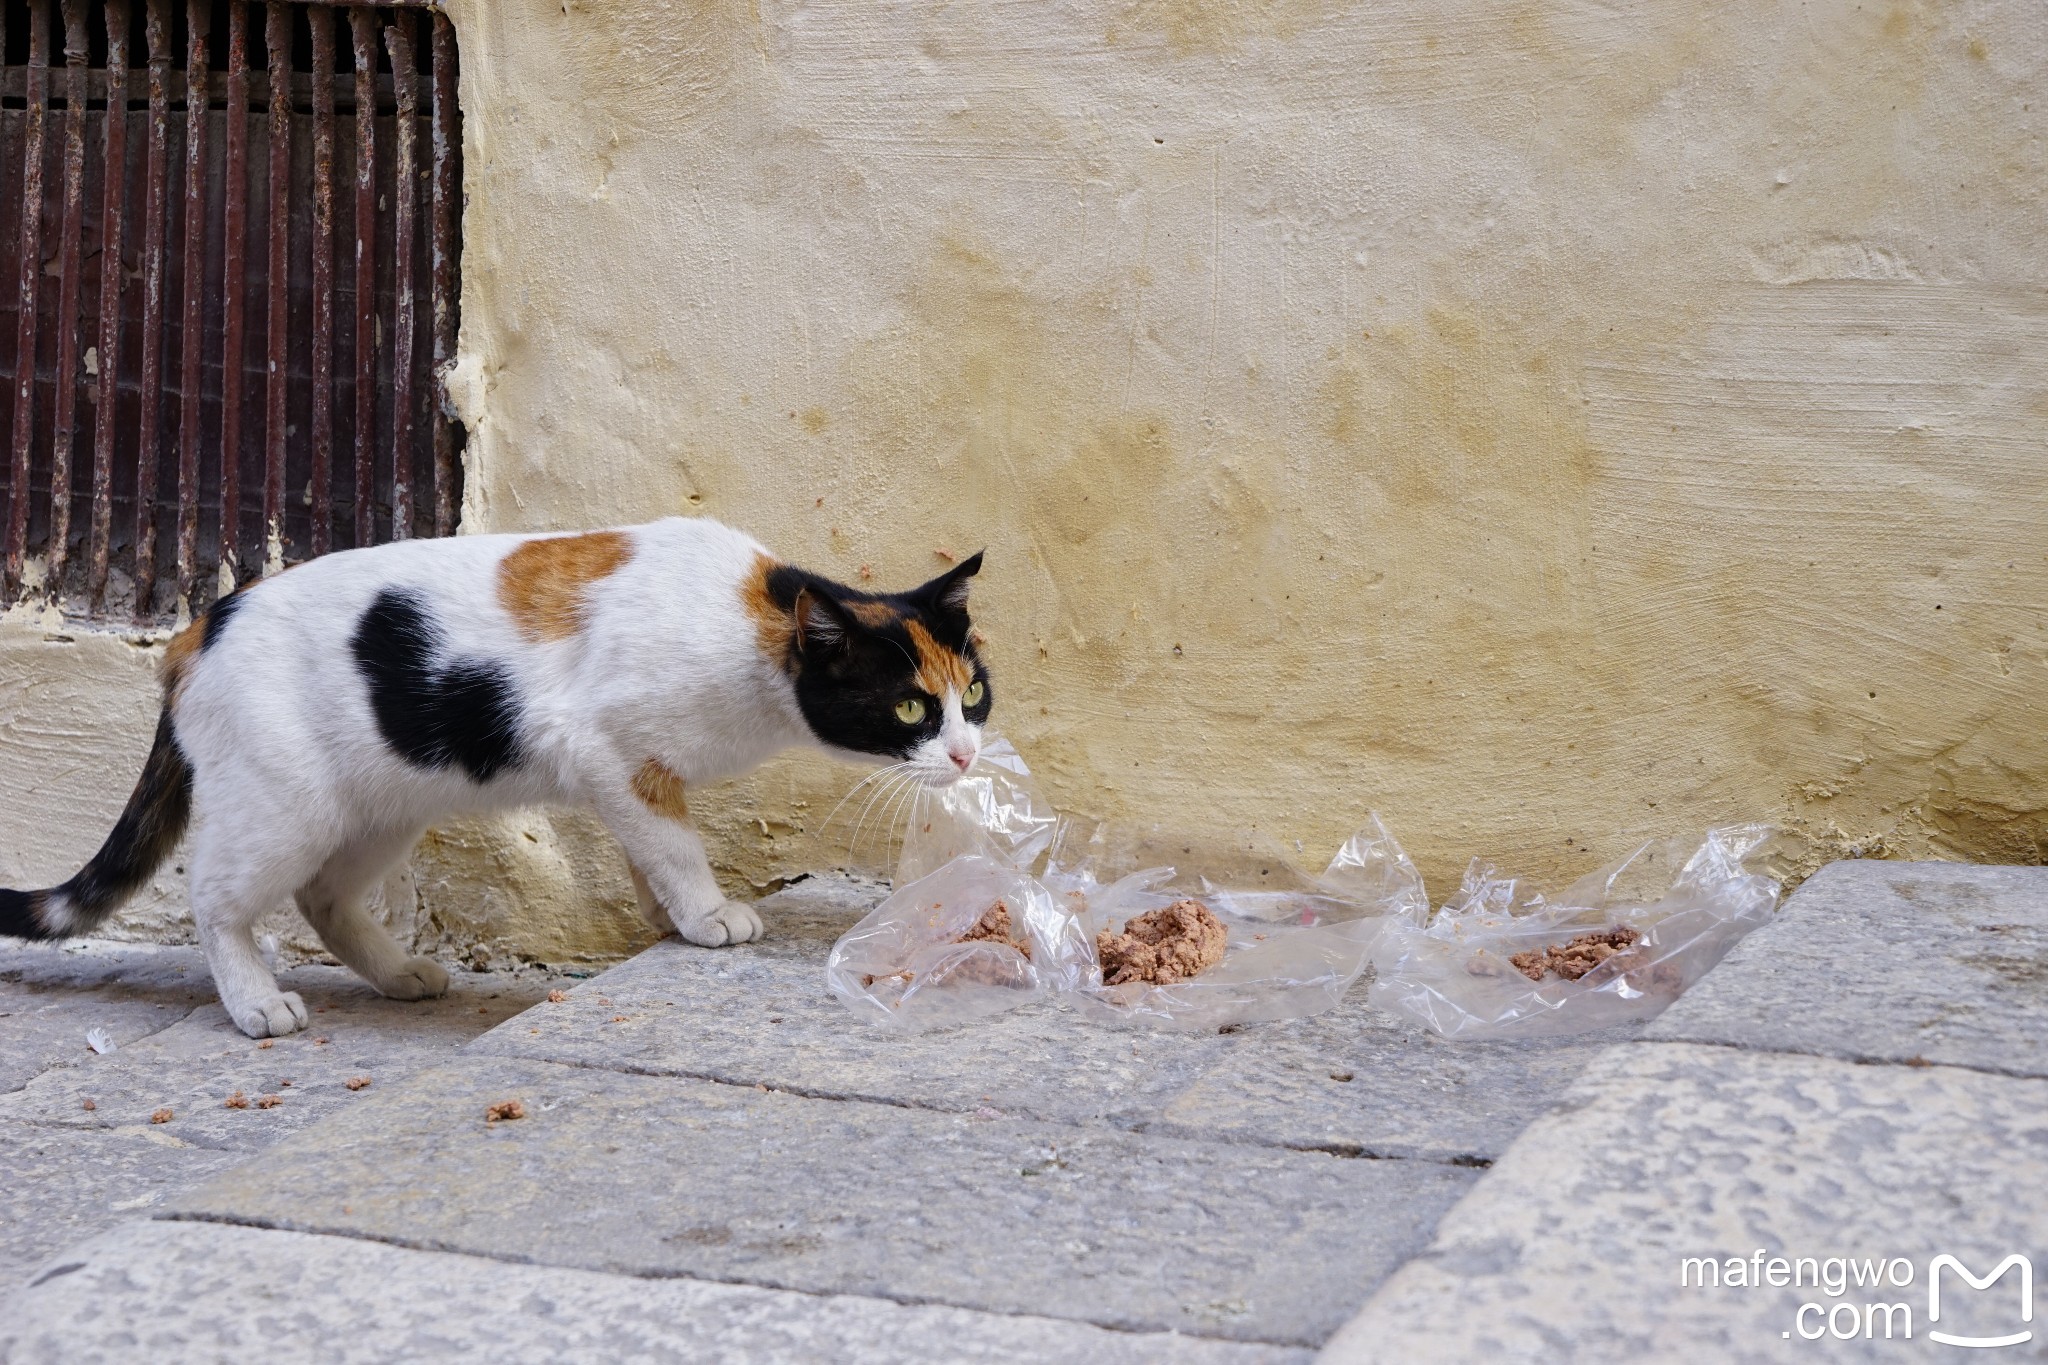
xmin=1 ymin=0 xmax=459 ymax=621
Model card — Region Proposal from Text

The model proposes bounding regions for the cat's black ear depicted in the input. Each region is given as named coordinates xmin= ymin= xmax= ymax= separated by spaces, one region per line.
xmin=793 ymin=587 xmax=854 ymax=651
xmin=917 ymin=551 xmax=983 ymax=615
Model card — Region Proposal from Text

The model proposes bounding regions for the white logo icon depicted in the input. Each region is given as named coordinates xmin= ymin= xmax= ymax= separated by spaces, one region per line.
xmin=1929 ymin=1254 xmax=2033 ymax=1349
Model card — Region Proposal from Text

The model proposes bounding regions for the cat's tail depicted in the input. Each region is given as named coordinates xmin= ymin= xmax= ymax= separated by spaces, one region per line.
xmin=0 ymin=707 xmax=193 ymax=941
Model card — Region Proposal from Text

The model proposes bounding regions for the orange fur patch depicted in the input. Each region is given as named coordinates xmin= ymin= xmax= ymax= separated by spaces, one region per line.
xmin=497 ymin=531 xmax=633 ymax=642
xmin=741 ymin=552 xmax=795 ymax=663
xmin=906 ymin=619 xmax=973 ymax=697
xmin=847 ymin=599 xmax=901 ymax=628
xmin=631 ymin=759 xmax=691 ymax=823
xmin=160 ymin=620 xmax=206 ymax=702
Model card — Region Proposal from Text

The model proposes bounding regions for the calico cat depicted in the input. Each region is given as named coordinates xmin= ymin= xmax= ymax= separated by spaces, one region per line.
xmin=0 ymin=518 xmax=991 ymax=1038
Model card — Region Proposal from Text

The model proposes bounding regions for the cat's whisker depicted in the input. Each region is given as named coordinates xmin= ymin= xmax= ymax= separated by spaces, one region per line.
xmin=820 ymin=763 xmax=907 ymax=836
xmin=847 ymin=768 xmax=915 ymax=864
xmin=879 ymin=777 xmax=922 ymax=860
xmin=870 ymin=774 xmax=924 ymax=867
xmin=829 ymin=765 xmax=922 ymax=864
xmin=844 ymin=778 xmax=895 ymax=862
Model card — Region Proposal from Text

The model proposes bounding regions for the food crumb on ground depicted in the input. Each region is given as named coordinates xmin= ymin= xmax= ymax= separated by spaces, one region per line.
xmin=257 ymin=1040 xmax=274 ymax=1050
xmin=346 ymin=1076 xmax=371 ymax=1091
xmin=1330 ymin=1071 xmax=1354 ymax=1082
xmin=608 ymin=1015 xmax=628 ymax=1023
xmin=224 ymin=1091 xmax=249 ymax=1110
xmin=486 ymin=1099 xmax=526 ymax=1123
xmin=257 ymin=1094 xmax=283 ymax=1109
xmin=547 ymin=989 xmax=567 ymax=1003
xmin=958 ymin=900 xmax=1032 ymax=959
xmin=81 ymin=1098 xmax=96 ymax=1112
xmin=150 ymin=1107 xmax=173 ymax=1124
xmin=1509 ymin=926 xmax=1642 ymax=982
xmin=1096 ymin=900 xmax=1228 ymax=986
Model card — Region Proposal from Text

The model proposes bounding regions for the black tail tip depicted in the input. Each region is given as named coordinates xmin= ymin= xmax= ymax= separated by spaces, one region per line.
xmin=0 ymin=888 xmax=56 ymax=941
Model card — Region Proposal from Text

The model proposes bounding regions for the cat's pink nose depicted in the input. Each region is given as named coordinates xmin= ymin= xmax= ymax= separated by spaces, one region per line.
xmin=948 ymin=747 xmax=975 ymax=772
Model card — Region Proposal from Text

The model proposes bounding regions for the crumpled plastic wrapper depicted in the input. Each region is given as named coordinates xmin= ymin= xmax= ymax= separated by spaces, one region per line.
xmin=825 ymin=855 xmax=1091 ymax=1033
xmin=1366 ymin=824 xmax=1781 ymax=1039
xmin=836 ymin=738 xmax=1424 ymax=1033
xmin=828 ymin=738 xmax=1780 ymax=1038
xmin=1052 ymin=816 xmax=1425 ymax=1032
xmin=893 ymin=738 xmax=1059 ymax=885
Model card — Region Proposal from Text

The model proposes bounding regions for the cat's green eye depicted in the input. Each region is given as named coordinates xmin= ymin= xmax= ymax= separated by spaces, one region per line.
xmin=962 ymin=680 xmax=985 ymax=708
xmin=894 ymin=697 xmax=927 ymax=725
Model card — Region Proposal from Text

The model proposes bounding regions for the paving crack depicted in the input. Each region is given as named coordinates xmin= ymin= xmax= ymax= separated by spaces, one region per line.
xmin=0 ymin=1002 xmax=211 ymax=1097
xmin=473 ymin=1050 xmax=1499 ymax=1168
xmin=1629 ymin=1035 xmax=2048 ymax=1084
xmin=150 ymin=1211 xmax=1323 ymax=1350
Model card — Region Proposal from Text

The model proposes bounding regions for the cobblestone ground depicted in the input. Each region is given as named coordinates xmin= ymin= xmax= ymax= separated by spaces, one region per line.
xmin=12 ymin=863 xmax=2032 ymax=1363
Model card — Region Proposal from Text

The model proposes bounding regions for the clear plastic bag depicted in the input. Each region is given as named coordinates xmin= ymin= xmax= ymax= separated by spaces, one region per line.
xmin=1366 ymin=824 xmax=1780 ymax=1039
xmin=1059 ymin=816 xmax=1425 ymax=1032
xmin=831 ymin=735 xmax=1779 ymax=1037
xmin=894 ymin=737 xmax=1060 ymax=884
xmin=825 ymin=855 xmax=1092 ymax=1033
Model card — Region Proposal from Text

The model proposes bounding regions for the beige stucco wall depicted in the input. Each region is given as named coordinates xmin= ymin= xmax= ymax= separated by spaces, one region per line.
xmin=3 ymin=0 xmax=2044 ymax=961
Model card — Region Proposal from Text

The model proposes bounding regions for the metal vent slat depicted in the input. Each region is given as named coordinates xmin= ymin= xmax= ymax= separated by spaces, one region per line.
xmin=0 ymin=0 xmax=462 ymax=621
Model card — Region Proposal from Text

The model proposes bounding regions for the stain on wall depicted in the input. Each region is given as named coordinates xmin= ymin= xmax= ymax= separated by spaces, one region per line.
xmin=2 ymin=0 xmax=2042 ymax=960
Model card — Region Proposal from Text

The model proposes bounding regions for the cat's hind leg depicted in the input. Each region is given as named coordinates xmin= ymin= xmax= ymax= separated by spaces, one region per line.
xmin=295 ymin=828 xmax=448 ymax=1001
xmin=188 ymin=822 xmax=325 ymax=1039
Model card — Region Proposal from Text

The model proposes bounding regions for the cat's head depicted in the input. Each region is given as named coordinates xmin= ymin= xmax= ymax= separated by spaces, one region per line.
xmin=757 ymin=553 xmax=991 ymax=786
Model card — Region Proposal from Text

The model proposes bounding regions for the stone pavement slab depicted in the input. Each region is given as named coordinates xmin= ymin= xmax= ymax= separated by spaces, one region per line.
xmin=0 ymin=875 xmax=1640 ymax=1357
xmin=0 ymin=1221 xmax=1307 ymax=1365
xmin=0 ymin=940 xmax=565 ymax=1286
xmin=163 ymin=1053 xmax=1476 ymax=1347
xmin=1319 ymin=1042 xmax=2048 ymax=1363
xmin=1643 ymin=860 xmax=2048 ymax=1076
xmin=0 ymin=941 xmax=217 ymax=1091
xmin=479 ymin=875 xmax=1616 ymax=1162
xmin=1146 ymin=1007 xmax=1630 ymax=1162
xmin=0 ymin=974 xmax=542 ymax=1147
xmin=0 ymin=1122 xmax=248 ymax=1282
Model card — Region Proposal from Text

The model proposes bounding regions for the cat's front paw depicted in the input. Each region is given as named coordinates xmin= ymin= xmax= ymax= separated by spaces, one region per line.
xmin=376 ymin=956 xmax=450 ymax=1001
xmin=229 ymin=991 xmax=309 ymax=1039
xmin=676 ymin=899 xmax=764 ymax=948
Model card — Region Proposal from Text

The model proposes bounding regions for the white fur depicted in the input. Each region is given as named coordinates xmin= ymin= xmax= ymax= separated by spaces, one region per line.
xmin=171 ymin=517 xmax=979 ymax=1037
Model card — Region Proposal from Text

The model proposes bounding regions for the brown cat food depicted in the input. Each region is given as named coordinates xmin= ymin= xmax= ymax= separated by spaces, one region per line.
xmin=1509 ymin=925 xmax=1642 ymax=982
xmin=957 ymin=900 xmax=1032 ymax=960
xmin=858 ymin=901 xmax=1036 ymax=994
xmin=1097 ymin=899 xmax=1228 ymax=986
xmin=486 ymin=1099 xmax=526 ymax=1123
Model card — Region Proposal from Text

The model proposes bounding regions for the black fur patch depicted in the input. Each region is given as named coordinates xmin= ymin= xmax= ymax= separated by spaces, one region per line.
xmin=0 ymin=888 xmax=48 ymax=941
xmin=202 ymin=584 xmax=248 ymax=650
xmin=0 ymin=707 xmax=194 ymax=940
xmin=65 ymin=709 xmax=194 ymax=916
xmin=765 ymin=560 xmax=993 ymax=759
xmin=352 ymin=590 xmax=526 ymax=782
